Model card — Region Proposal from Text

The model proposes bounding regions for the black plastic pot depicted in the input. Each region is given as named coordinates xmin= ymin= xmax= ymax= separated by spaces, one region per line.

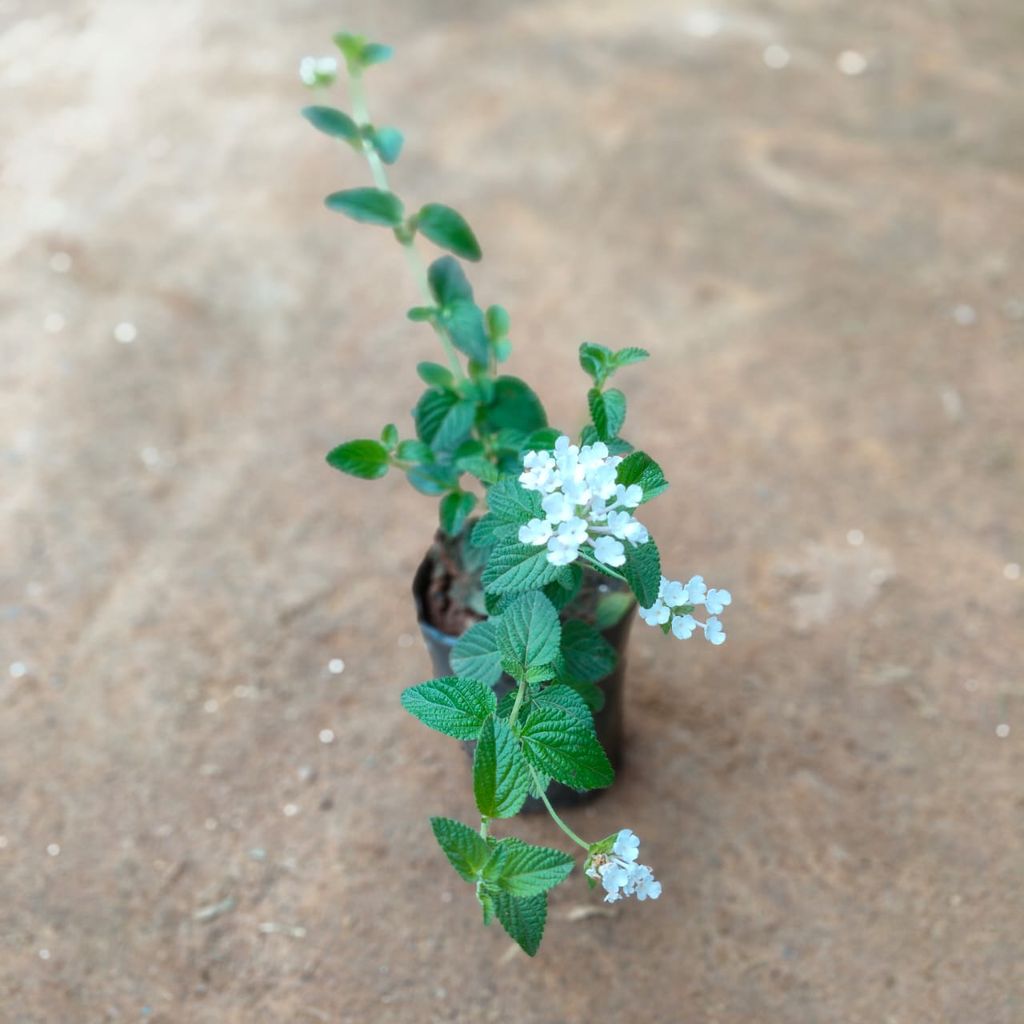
xmin=412 ymin=549 xmax=637 ymax=810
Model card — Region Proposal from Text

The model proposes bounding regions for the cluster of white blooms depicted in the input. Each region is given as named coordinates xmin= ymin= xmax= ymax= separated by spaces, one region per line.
xmin=639 ymin=575 xmax=731 ymax=645
xmin=586 ymin=829 xmax=662 ymax=903
xmin=299 ymin=55 xmax=338 ymax=86
xmin=518 ymin=437 xmax=649 ymax=568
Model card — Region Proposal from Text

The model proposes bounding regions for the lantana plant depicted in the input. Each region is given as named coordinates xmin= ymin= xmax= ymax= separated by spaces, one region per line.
xmin=302 ymin=33 xmax=732 ymax=955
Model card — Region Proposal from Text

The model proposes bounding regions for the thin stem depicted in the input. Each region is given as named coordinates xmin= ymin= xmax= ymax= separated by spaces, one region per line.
xmin=479 ymin=816 xmax=490 ymax=840
xmin=530 ymin=768 xmax=590 ymax=851
xmin=506 ymin=679 xmax=529 ymax=729
xmin=579 ymin=552 xmax=628 ymax=584
xmin=345 ymin=70 xmax=465 ymax=380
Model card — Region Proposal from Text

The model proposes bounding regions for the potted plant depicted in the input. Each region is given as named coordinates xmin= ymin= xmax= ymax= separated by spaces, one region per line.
xmin=300 ymin=33 xmax=732 ymax=956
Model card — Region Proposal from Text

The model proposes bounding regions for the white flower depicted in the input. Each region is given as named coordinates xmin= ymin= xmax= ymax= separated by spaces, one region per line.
xmin=605 ymin=510 xmax=648 ymax=545
xmin=519 ymin=450 xmax=558 ymax=492
xmin=630 ymin=864 xmax=662 ymax=901
xmin=671 ymin=613 xmax=697 ymax=639
xmin=556 ymin=517 xmax=589 ymax=547
xmin=586 ymin=829 xmax=661 ymax=904
xmin=612 ymin=829 xmax=640 ymax=862
xmin=518 ymin=518 xmax=552 ymax=545
xmin=683 ymin=575 xmax=707 ymax=605
xmin=299 ymin=55 xmax=338 ymax=86
xmin=593 ymin=536 xmax=626 ymax=567
xmin=616 ymin=483 xmax=643 ymax=508
xmin=541 ymin=491 xmax=575 ymax=523
xmin=660 ymin=578 xmax=688 ymax=607
xmin=577 ymin=441 xmax=609 ymax=469
xmin=704 ymin=616 xmax=726 ymax=645
xmin=704 ymin=588 xmax=732 ymax=614
xmin=639 ymin=599 xmax=671 ymax=626
xmin=546 ymin=535 xmax=580 ymax=566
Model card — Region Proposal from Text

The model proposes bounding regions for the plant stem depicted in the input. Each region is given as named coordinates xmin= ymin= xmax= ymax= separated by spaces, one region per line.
xmin=346 ymin=70 xmax=465 ymax=381
xmin=479 ymin=816 xmax=489 ymax=840
xmin=506 ymin=679 xmax=529 ymax=729
xmin=529 ymin=767 xmax=591 ymax=851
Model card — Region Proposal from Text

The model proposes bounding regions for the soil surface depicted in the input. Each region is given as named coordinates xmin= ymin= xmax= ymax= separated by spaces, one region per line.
xmin=2 ymin=2 xmax=1023 ymax=1021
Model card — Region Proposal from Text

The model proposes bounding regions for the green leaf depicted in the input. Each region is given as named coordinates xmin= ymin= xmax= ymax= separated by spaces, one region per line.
xmin=325 ymin=439 xmax=390 ymax=479
xmin=486 ymin=305 xmax=510 ymax=341
xmin=482 ymin=539 xmax=565 ymax=594
xmin=559 ymin=620 xmax=617 ymax=683
xmin=621 ymin=537 xmax=661 ymax=608
xmin=416 ymin=362 xmax=454 ymax=389
xmin=499 ymin=591 xmax=561 ymax=670
xmin=325 ymin=187 xmax=404 ymax=227
xmin=517 ymin=705 xmax=614 ymax=791
xmin=486 ymin=838 xmax=574 ymax=897
xmin=416 ymin=203 xmax=482 ymax=262
xmin=494 ymin=891 xmax=547 ymax=956
xmin=588 ymin=387 xmax=627 ymax=441
xmin=439 ymin=490 xmax=477 ymax=536
xmin=542 ymin=563 xmax=583 ymax=611
xmin=427 ymin=256 xmax=473 ymax=307
xmin=531 ymin=683 xmax=596 ymax=733
xmin=334 ymin=33 xmax=393 ymax=71
xmin=414 ymin=390 xmax=476 ymax=452
xmin=371 ymin=126 xmax=404 ymax=164
xmin=580 ymin=425 xmax=633 ymax=455
xmin=478 ymin=884 xmax=497 ymax=925
xmin=594 ymin=591 xmax=636 ymax=630
xmin=407 ymin=305 xmax=436 ymax=323
xmin=486 ymin=477 xmax=543 ymax=524
xmin=615 ymin=450 xmax=668 ymax=504
xmin=380 ymin=423 xmax=398 ymax=449
xmin=613 ymin=346 xmax=650 ymax=368
xmin=454 ymin=440 xmax=500 ymax=484
xmin=400 ymin=676 xmax=496 ymax=739
xmin=470 ymin=513 xmax=516 ymax=550
xmin=301 ymin=105 xmax=358 ymax=142
xmin=562 ymin=679 xmax=605 ymax=713
xmin=407 ymin=462 xmax=457 ymax=496
xmin=474 ymin=717 xmax=531 ymax=818
xmin=451 ymin=620 xmax=503 ymax=686
xmin=361 ymin=42 xmax=394 ymax=66
xmin=579 ymin=342 xmax=612 ymax=385
xmin=396 ymin=439 xmax=432 ymax=463
xmin=482 ymin=377 xmax=548 ymax=434
xmin=441 ymin=300 xmax=490 ymax=365
xmin=430 ymin=817 xmax=491 ymax=883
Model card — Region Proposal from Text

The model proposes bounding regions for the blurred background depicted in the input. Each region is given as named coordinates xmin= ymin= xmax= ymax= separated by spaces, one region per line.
xmin=2 ymin=1 xmax=1022 ymax=1020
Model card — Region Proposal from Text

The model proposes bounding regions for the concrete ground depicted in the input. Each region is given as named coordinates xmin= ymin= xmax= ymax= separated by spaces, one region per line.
xmin=2 ymin=1 xmax=1022 ymax=1021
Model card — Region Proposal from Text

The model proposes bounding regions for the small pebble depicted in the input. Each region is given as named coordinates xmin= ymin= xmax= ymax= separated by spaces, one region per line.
xmin=113 ymin=321 xmax=137 ymax=344
xmin=762 ymin=44 xmax=791 ymax=69
xmin=397 ymin=633 xmax=414 ymax=648
xmin=319 ymin=728 xmax=335 ymax=744
xmin=49 ymin=251 xmax=72 ymax=273
xmin=283 ymin=803 xmax=299 ymax=817
xmin=139 ymin=446 xmax=161 ymax=468
xmin=1004 ymin=562 xmax=1021 ymax=581
xmin=836 ymin=49 xmax=868 ymax=76
xmin=951 ymin=303 xmax=977 ymax=327
xmin=327 ymin=658 xmax=345 ymax=674
xmin=43 ymin=312 xmax=65 ymax=333
xmin=46 ymin=843 xmax=60 ymax=857
xmin=846 ymin=529 xmax=864 ymax=547
xmin=248 ymin=847 xmax=267 ymax=861
xmin=995 ymin=723 xmax=1010 ymax=739
xmin=203 ymin=699 xmax=219 ymax=713
xmin=682 ymin=9 xmax=722 ymax=37
xmin=204 ymin=818 xmax=218 ymax=831
xmin=38 ymin=949 xmax=51 ymax=961
xmin=9 ymin=661 xmax=27 ymax=679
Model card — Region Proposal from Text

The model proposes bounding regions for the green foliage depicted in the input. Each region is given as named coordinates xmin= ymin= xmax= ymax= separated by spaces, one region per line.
xmin=498 ymin=591 xmax=561 ymax=677
xmin=621 ymin=537 xmax=661 ymax=608
xmin=517 ymin=705 xmax=614 ymax=791
xmin=494 ymin=891 xmax=547 ymax=956
xmin=416 ymin=361 xmax=454 ymax=389
xmin=417 ymin=203 xmax=482 ymax=262
xmin=579 ymin=342 xmax=650 ymax=388
xmin=559 ymin=620 xmax=617 ymax=683
xmin=439 ymin=490 xmax=477 ymax=536
xmin=451 ymin=620 xmax=503 ymax=686
xmin=370 ymin=126 xmax=404 ymax=164
xmin=482 ymin=538 xmax=565 ymax=595
xmin=325 ymin=439 xmax=390 ymax=479
xmin=616 ymin=450 xmax=668 ymax=503
xmin=453 ymin=440 xmax=501 ymax=484
xmin=380 ymin=423 xmax=399 ymax=449
xmin=481 ymin=377 xmax=548 ymax=434
xmin=587 ymin=387 xmax=627 ymax=441
xmin=486 ymin=838 xmax=574 ymax=896
xmin=441 ymin=300 xmax=490 ymax=365
xmin=474 ymin=717 xmax=531 ymax=818
xmin=594 ymin=591 xmax=636 ymax=630
xmin=400 ymin=676 xmax=496 ymax=739
xmin=487 ymin=477 xmax=543 ymax=524
xmin=427 ymin=256 xmax=474 ymax=306
xmin=431 ymin=817 xmax=491 ymax=882
xmin=395 ymin=438 xmax=433 ymax=463
xmin=301 ymin=105 xmax=359 ymax=142
xmin=325 ymin=187 xmax=404 ymax=226
xmin=530 ymin=683 xmax=596 ymax=732
xmin=414 ymin=389 xmax=476 ymax=452
xmin=334 ymin=32 xmax=393 ymax=72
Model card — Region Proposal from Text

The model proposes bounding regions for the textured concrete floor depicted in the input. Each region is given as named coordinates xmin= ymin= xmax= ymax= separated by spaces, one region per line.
xmin=2 ymin=1 xmax=1023 ymax=1021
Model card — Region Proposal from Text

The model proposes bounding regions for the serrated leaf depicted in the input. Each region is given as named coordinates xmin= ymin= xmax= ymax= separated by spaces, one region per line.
xmin=494 ymin=891 xmax=547 ymax=956
xmin=400 ymin=676 xmax=496 ymax=739
xmin=482 ymin=540 xmax=565 ymax=594
xmin=486 ymin=838 xmax=574 ymax=897
xmin=621 ymin=537 xmax=661 ymax=609
xmin=532 ymin=683 xmax=596 ymax=732
xmin=325 ymin=439 xmax=390 ymax=479
xmin=474 ymin=717 xmax=531 ymax=818
xmin=371 ymin=126 xmax=404 ymax=164
xmin=499 ymin=591 xmax=561 ymax=669
xmin=588 ymin=387 xmax=627 ymax=441
xmin=430 ymin=817 xmax=491 ymax=883
xmin=451 ymin=620 xmax=503 ymax=686
xmin=395 ymin=438 xmax=432 ymax=463
xmin=613 ymin=345 xmax=650 ymax=367
xmin=427 ymin=256 xmax=474 ymax=306
xmin=478 ymin=883 xmax=497 ymax=924
xmin=441 ymin=299 xmax=490 ymax=365
xmin=481 ymin=376 xmax=548 ymax=434
xmin=439 ymin=490 xmax=477 ymax=536
xmin=486 ymin=477 xmax=542 ymax=524
xmin=559 ymin=620 xmax=617 ymax=683
xmin=594 ymin=591 xmax=636 ymax=630
xmin=413 ymin=390 xmax=476 ymax=452
xmin=324 ymin=187 xmax=404 ymax=226
xmin=615 ymin=450 xmax=668 ymax=504
xmin=580 ymin=425 xmax=634 ymax=455
xmin=301 ymin=105 xmax=359 ymax=142
xmin=417 ymin=203 xmax=482 ymax=262
xmin=406 ymin=461 xmax=457 ymax=496
xmin=579 ymin=342 xmax=613 ymax=385
xmin=416 ymin=362 xmax=454 ymax=389
xmin=470 ymin=513 xmax=517 ymax=550
xmin=562 ymin=679 xmax=605 ymax=713
xmin=517 ymin=705 xmax=613 ymax=791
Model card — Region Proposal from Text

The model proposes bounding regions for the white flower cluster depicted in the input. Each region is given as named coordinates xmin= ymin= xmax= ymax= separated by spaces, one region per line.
xmin=299 ymin=55 xmax=338 ymax=87
xmin=586 ymin=829 xmax=662 ymax=903
xmin=639 ymin=575 xmax=731 ymax=645
xmin=518 ymin=436 xmax=649 ymax=568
